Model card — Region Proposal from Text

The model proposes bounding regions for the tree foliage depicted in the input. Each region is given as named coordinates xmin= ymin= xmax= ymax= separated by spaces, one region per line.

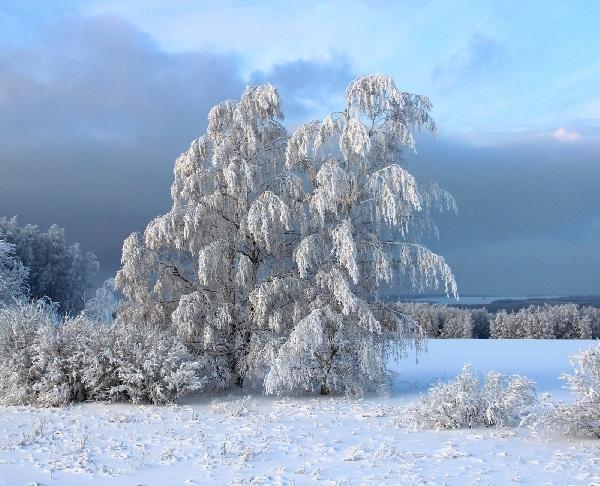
xmin=400 ymin=302 xmax=599 ymax=340
xmin=491 ymin=304 xmax=599 ymax=339
xmin=115 ymin=75 xmax=456 ymax=395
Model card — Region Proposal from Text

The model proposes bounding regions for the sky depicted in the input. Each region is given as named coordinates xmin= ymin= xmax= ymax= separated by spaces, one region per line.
xmin=0 ymin=0 xmax=599 ymax=296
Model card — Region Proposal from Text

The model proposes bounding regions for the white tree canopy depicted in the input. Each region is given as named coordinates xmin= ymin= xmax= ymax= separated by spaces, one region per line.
xmin=116 ymin=75 xmax=457 ymax=395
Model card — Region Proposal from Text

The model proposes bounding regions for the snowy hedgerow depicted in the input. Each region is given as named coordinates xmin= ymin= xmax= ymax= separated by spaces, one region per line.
xmin=536 ymin=344 xmax=600 ymax=438
xmin=403 ymin=364 xmax=537 ymax=429
xmin=0 ymin=300 xmax=206 ymax=407
xmin=115 ymin=75 xmax=456 ymax=396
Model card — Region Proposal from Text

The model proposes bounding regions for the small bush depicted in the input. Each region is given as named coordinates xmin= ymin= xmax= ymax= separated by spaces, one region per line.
xmin=93 ymin=323 xmax=208 ymax=404
xmin=532 ymin=344 xmax=600 ymax=438
xmin=404 ymin=364 xmax=537 ymax=429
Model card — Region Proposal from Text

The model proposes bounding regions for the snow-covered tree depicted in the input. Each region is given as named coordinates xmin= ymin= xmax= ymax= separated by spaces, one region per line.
xmin=581 ymin=306 xmax=600 ymax=339
xmin=115 ymin=84 xmax=293 ymax=390
xmin=116 ymin=75 xmax=457 ymax=395
xmin=266 ymin=75 xmax=457 ymax=394
xmin=440 ymin=308 xmax=474 ymax=338
xmin=0 ymin=234 xmax=28 ymax=306
xmin=0 ymin=217 xmax=99 ymax=315
xmin=471 ymin=308 xmax=492 ymax=339
xmin=83 ymin=277 xmax=121 ymax=323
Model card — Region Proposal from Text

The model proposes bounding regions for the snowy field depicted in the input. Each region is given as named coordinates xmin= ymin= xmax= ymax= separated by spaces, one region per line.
xmin=0 ymin=340 xmax=598 ymax=485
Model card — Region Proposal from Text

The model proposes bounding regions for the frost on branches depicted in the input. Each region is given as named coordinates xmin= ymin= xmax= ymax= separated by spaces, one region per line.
xmin=116 ymin=75 xmax=457 ymax=396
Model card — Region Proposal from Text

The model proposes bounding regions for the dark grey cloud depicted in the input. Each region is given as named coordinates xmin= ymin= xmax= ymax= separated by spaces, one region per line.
xmin=0 ymin=14 xmax=355 ymax=283
xmin=0 ymin=14 xmax=245 ymax=282
xmin=432 ymin=33 xmax=508 ymax=90
xmin=407 ymin=134 xmax=600 ymax=295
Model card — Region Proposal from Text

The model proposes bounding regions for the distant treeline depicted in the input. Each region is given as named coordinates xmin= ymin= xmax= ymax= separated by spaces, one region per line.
xmin=398 ymin=302 xmax=600 ymax=339
xmin=475 ymin=295 xmax=600 ymax=313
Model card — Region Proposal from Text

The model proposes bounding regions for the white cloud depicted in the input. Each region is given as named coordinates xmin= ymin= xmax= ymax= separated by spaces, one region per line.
xmin=552 ymin=127 xmax=580 ymax=142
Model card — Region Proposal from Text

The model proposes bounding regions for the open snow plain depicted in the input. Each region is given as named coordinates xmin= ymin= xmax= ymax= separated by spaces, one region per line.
xmin=1 ymin=340 xmax=598 ymax=485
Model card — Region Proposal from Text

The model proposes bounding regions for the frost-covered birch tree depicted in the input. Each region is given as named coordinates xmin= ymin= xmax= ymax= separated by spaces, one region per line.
xmin=116 ymin=75 xmax=456 ymax=395
xmin=265 ymin=75 xmax=457 ymax=395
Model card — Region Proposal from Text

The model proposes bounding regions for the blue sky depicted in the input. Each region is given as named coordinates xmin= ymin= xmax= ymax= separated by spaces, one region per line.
xmin=3 ymin=0 xmax=600 ymax=136
xmin=0 ymin=1 xmax=599 ymax=295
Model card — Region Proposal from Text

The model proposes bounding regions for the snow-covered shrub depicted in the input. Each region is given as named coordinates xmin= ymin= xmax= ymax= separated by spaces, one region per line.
xmin=404 ymin=365 xmax=537 ymax=429
xmin=0 ymin=301 xmax=108 ymax=406
xmin=0 ymin=300 xmax=206 ymax=407
xmin=537 ymin=344 xmax=600 ymax=438
xmin=91 ymin=322 xmax=208 ymax=404
xmin=0 ymin=300 xmax=60 ymax=405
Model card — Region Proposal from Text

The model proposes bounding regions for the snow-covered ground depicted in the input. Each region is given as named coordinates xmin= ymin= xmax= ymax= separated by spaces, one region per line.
xmin=1 ymin=340 xmax=598 ymax=485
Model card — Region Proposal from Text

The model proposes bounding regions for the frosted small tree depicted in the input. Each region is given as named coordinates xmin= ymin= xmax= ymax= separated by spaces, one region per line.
xmin=265 ymin=75 xmax=457 ymax=395
xmin=546 ymin=343 xmax=600 ymax=437
xmin=84 ymin=277 xmax=121 ymax=323
xmin=404 ymin=364 xmax=537 ymax=429
xmin=0 ymin=234 xmax=28 ymax=306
